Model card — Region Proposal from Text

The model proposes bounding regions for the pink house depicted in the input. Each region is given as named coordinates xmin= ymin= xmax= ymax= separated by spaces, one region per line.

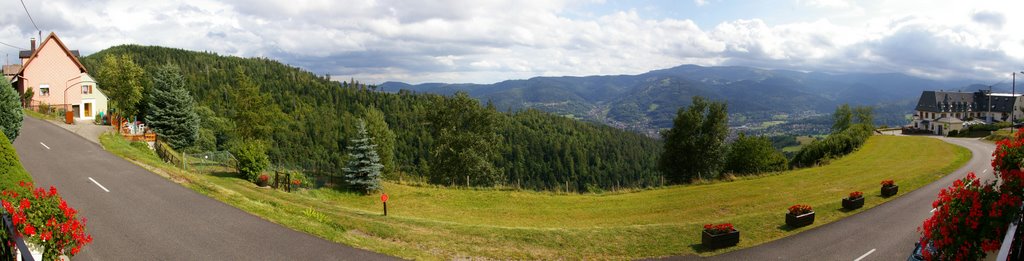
xmin=11 ymin=32 xmax=108 ymax=120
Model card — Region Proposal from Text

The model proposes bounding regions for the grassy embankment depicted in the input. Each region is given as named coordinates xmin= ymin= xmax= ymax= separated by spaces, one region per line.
xmin=782 ymin=135 xmax=818 ymax=153
xmin=99 ymin=134 xmax=969 ymax=260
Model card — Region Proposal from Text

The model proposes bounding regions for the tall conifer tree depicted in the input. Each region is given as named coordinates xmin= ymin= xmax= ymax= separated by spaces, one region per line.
xmin=148 ymin=64 xmax=200 ymax=149
xmin=343 ymin=120 xmax=384 ymax=194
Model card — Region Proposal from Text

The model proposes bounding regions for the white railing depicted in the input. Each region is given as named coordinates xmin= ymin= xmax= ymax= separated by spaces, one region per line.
xmin=996 ymin=202 xmax=1023 ymax=260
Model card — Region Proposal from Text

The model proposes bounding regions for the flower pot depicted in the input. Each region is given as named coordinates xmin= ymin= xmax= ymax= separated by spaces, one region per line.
xmin=881 ymin=185 xmax=899 ymax=197
xmin=701 ymin=229 xmax=740 ymax=249
xmin=842 ymin=196 xmax=865 ymax=210
xmin=17 ymin=241 xmax=43 ymax=261
xmin=786 ymin=211 xmax=815 ymax=228
xmin=256 ymin=179 xmax=268 ymax=187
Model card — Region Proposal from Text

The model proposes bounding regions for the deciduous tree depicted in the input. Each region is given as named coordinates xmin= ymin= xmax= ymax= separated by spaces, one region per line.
xmin=723 ymin=133 xmax=788 ymax=175
xmin=361 ymin=106 xmax=396 ymax=177
xmin=659 ymin=96 xmax=728 ymax=183
xmin=831 ymin=104 xmax=852 ymax=133
xmin=96 ymin=54 xmax=145 ymax=118
xmin=428 ymin=92 xmax=503 ymax=187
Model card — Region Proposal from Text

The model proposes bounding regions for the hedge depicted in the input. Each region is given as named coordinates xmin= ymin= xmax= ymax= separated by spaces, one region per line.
xmin=0 ymin=132 xmax=32 ymax=191
xmin=789 ymin=124 xmax=874 ymax=168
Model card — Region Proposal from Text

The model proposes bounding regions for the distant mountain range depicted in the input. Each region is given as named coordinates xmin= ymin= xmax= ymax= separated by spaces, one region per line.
xmin=381 ymin=65 xmax=982 ymax=136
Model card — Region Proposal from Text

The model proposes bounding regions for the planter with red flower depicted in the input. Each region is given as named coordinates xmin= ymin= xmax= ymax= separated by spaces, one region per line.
xmin=842 ymin=191 xmax=864 ymax=210
xmin=880 ymin=179 xmax=898 ymax=197
xmin=1 ymin=182 xmax=93 ymax=260
xmin=701 ymin=223 xmax=739 ymax=249
xmin=786 ymin=204 xmax=814 ymax=228
xmin=257 ymin=174 xmax=269 ymax=187
xmin=290 ymin=179 xmax=302 ymax=191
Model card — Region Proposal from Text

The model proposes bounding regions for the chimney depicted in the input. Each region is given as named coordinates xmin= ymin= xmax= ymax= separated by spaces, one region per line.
xmin=30 ymin=38 xmax=35 ymax=52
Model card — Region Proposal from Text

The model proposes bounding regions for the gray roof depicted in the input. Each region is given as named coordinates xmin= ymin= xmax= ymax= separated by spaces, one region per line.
xmin=915 ymin=90 xmax=1017 ymax=113
xmin=17 ymin=50 xmax=79 ymax=59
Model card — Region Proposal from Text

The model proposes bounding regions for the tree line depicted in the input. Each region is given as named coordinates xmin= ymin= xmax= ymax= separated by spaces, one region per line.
xmin=659 ymin=97 xmax=872 ymax=183
xmin=80 ymin=45 xmax=662 ymax=192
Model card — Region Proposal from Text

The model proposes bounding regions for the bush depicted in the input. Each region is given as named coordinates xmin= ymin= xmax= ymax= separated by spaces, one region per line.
xmin=724 ymin=133 xmax=789 ymax=175
xmin=232 ymin=141 xmax=269 ymax=182
xmin=0 ymin=133 xmax=32 ymax=193
xmin=0 ymin=77 xmax=23 ymax=141
xmin=790 ymin=124 xmax=873 ymax=168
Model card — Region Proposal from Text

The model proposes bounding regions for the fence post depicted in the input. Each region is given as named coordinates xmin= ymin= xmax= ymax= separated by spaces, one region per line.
xmin=182 ymin=151 xmax=186 ymax=171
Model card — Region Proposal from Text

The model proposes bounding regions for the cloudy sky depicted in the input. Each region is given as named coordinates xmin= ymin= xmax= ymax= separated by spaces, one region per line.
xmin=1 ymin=0 xmax=1022 ymax=84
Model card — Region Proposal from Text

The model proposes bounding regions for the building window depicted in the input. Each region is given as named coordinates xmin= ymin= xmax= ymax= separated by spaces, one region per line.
xmin=82 ymin=85 xmax=92 ymax=94
xmin=39 ymin=84 xmax=49 ymax=96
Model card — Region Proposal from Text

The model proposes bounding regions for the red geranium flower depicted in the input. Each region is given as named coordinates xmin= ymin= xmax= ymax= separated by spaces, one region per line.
xmin=788 ymin=204 xmax=813 ymax=215
xmin=24 ymin=224 xmax=36 ymax=236
xmin=702 ymin=223 xmax=735 ymax=235
xmin=849 ymin=191 xmax=863 ymax=199
xmin=881 ymin=179 xmax=895 ymax=186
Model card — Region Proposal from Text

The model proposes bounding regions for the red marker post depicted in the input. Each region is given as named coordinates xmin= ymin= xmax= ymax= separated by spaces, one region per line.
xmin=381 ymin=193 xmax=389 ymax=216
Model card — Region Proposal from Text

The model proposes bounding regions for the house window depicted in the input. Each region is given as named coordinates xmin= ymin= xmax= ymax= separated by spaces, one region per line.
xmin=82 ymin=85 xmax=92 ymax=94
xmin=39 ymin=84 xmax=49 ymax=97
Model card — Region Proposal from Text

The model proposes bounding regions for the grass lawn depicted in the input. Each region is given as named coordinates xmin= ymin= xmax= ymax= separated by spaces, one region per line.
xmin=22 ymin=108 xmax=57 ymax=121
xmin=782 ymin=135 xmax=817 ymax=153
xmin=99 ymin=134 xmax=969 ymax=260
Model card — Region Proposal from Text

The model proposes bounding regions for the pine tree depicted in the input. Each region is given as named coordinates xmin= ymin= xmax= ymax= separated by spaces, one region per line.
xmin=148 ymin=64 xmax=200 ymax=150
xmin=0 ymin=77 xmax=22 ymax=141
xmin=343 ymin=120 xmax=383 ymax=194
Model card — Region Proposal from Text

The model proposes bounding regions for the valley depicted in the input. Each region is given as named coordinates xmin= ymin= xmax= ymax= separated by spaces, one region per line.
xmin=383 ymin=65 xmax=978 ymax=137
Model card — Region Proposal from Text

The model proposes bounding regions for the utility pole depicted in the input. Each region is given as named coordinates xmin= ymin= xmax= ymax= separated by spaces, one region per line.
xmin=1014 ymin=72 xmax=1016 ymax=134
xmin=989 ymin=85 xmax=993 ymax=124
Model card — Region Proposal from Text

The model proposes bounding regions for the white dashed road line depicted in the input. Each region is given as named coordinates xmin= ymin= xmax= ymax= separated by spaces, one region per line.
xmin=39 ymin=142 xmax=50 ymax=150
xmin=88 ymin=177 xmax=110 ymax=192
xmin=854 ymin=248 xmax=876 ymax=261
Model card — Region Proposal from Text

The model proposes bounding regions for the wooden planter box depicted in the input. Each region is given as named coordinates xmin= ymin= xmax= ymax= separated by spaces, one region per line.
xmin=842 ymin=196 xmax=864 ymax=210
xmin=881 ymin=185 xmax=899 ymax=197
xmin=786 ymin=212 xmax=815 ymax=228
xmin=701 ymin=229 xmax=740 ymax=249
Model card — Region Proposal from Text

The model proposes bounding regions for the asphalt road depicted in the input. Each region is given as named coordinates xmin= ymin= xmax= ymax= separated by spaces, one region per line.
xmin=13 ymin=117 xmax=397 ymax=260
xmin=661 ymin=136 xmax=996 ymax=260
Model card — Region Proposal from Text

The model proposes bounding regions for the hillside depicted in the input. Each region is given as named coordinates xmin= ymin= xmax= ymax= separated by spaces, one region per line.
xmin=382 ymin=65 xmax=978 ymax=135
xmin=80 ymin=45 xmax=662 ymax=191
xmin=126 ymin=135 xmax=967 ymax=259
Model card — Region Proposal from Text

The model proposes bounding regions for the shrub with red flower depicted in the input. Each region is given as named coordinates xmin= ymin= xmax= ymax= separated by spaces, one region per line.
xmin=919 ymin=172 xmax=1021 ymax=260
xmin=880 ymin=179 xmax=895 ymax=186
xmin=702 ymin=223 xmax=735 ymax=235
xmin=258 ymin=174 xmax=269 ymax=182
xmin=788 ymin=204 xmax=813 ymax=215
xmin=848 ymin=191 xmax=863 ymax=200
xmin=291 ymin=179 xmax=301 ymax=186
xmin=992 ymin=129 xmax=1024 ymax=200
xmin=1 ymin=182 xmax=92 ymax=259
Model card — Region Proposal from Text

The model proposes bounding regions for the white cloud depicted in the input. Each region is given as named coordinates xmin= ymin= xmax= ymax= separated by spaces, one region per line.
xmin=0 ymin=0 xmax=1022 ymax=85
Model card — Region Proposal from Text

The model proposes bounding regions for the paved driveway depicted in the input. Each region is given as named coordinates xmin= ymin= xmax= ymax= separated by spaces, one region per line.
xmin=14 ymin=117 xmax=397 ymax=260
